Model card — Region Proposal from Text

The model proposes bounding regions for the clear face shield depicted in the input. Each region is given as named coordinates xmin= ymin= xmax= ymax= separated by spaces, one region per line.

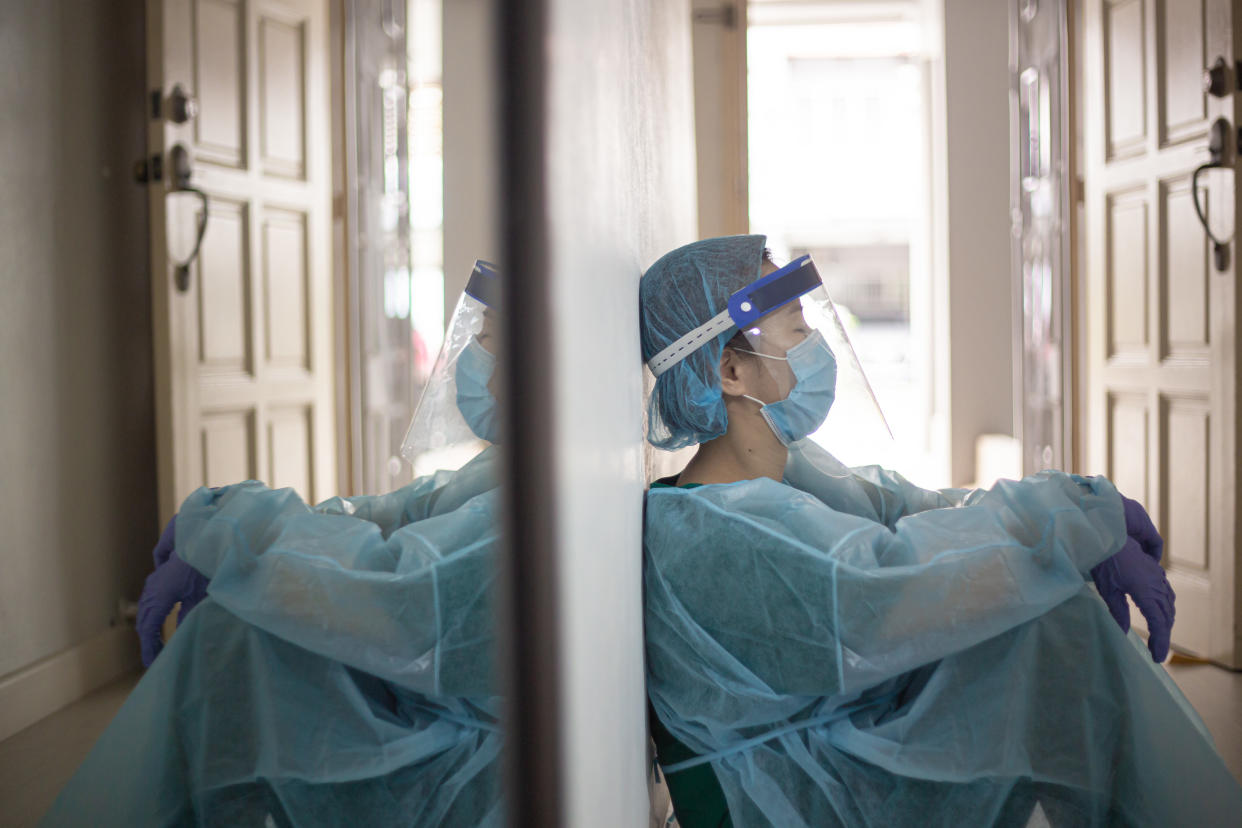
xmin=731 ymin=256 xmax=892 ymax=457
xmin=400 ymin=260 xmax=501 ymax=476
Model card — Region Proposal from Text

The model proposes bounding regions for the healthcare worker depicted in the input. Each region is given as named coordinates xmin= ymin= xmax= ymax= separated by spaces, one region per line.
xmin=135 ymin=261 xmax=503 ymax=667
xmin=44 ymin=262 xmax=508 ymax=828
xmin=640 ymin=236 xmax=1241 ymax=827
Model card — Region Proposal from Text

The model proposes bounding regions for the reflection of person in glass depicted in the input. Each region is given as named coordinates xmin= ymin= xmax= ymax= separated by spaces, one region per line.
xmin=46 ymin=263 xmax=506 ymax=828
xmin=642 ymin=236 xmax=1240 ymax=827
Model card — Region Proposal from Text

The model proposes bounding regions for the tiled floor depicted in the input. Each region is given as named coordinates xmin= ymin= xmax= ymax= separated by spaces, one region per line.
xmin=0 ymin=661 xmax=1238 ymax=827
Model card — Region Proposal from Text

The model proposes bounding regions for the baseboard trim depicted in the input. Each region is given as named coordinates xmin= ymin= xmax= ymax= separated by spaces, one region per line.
xmin=0 ymin=626 xmax=140 ymax=743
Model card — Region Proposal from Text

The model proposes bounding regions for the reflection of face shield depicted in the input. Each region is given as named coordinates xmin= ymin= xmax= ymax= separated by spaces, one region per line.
xmin=400 ymin=261 xmax=501 ymax=474
xmin=647 ymin=255 xmax=890 ymax=465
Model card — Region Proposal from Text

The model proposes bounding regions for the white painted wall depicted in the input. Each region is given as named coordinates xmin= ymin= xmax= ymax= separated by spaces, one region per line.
xmin=932 ymin=0 xmax=1017 ymax=485
xmin=544 ymin=0 xmax=698 ymax=823
xmin=0 ymin=0 xmax=151 ymax=730
xmin=933 ymin=0 xmax=1013 ymax=486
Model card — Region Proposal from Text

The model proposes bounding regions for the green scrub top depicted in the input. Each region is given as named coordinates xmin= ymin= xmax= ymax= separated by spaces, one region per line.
xmin=649 ymin=478 xmax=733 ymax=828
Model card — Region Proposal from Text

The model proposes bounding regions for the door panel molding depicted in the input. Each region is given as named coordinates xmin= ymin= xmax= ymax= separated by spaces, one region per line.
xmin=1155 ymin=0 xmax=1209 ymax=147
xmin=1083 ymin=0 xmax=1239 ymax=666
xmin=192 ymin=0 xmax=248 ymax=168
xmin=1160 ymin=175 xmax=1212 ymax=359
xmin=149 ymin=0 xmax=335 ymax=517
xmin=1161 ymin=392 xmax=1210 ymax=571
xmin=1105 ymin=188 xmax=1150 ymax=357
xmin=194 ymin=196 xmax=253 ymax=374
xmin=1103 ymin=0 xmax=1147 ymax=159
xmin=258 ymin=10 xmax=308 ymax=179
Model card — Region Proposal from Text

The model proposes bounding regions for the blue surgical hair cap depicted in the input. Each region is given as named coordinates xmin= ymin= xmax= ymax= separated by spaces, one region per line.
xmin=640 ymin=234 xmax=767 ymax=449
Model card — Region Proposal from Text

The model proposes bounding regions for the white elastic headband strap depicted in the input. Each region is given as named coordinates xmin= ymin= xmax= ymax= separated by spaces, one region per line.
xmin=647 ymin=308 xmax=735 ymax=377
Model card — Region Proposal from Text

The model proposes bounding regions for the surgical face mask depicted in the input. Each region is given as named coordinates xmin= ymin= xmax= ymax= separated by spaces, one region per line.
xmin=740 ymin=330 xmax=837 ymax=446
xmin=455 ymin=338 xmax=499 ymax=443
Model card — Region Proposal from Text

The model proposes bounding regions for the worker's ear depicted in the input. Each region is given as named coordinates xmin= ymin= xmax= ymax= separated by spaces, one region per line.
xmin=718 ymin=347 xmax=753 ymax=397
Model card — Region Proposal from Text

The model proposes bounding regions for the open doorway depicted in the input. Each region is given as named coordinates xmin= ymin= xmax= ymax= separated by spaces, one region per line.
xmin=748 ymin=1 xmax=945 ymax=486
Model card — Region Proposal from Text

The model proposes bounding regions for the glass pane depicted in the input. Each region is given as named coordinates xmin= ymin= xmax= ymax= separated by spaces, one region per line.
xmin=353 ymin=0 xmax=416 ymax=493
xmin=1013 ymin=0 xmax=1069 ymax=473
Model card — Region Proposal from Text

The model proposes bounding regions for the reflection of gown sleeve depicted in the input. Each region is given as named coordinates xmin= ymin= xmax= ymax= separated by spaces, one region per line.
xmin=645 ymin=469 xmax=1127 ymax=699
xmin=316 ymin=445 xmax=501 ymax=531
xmin=175 ymin=448 xmax=501 ymax=699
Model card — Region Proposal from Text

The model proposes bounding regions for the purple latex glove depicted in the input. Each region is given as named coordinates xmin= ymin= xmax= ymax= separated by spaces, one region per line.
xmin=1121 ymin=494 xmax=1164 ymax=562
xmin=136 ymin=515 xmax=209 ymax=667
xmin=1090 ymin=496 xmax=1175 ymax=662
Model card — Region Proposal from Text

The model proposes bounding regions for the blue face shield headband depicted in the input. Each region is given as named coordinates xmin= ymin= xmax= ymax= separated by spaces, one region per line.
xmin=463 ymin=260 xmax=501 ymax=309
xmin=646 ymin=255 xmax=890 ymax=445
xmin=647 ymin=255 xmax=823 ymax=378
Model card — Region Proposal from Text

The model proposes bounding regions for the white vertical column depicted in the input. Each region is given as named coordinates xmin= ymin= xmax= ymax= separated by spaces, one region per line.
xmin=540 ymin=0 xmax=698 ymax=824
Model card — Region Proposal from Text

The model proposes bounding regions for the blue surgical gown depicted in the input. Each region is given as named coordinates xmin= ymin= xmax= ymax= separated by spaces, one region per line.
xmin=646 ymin=441 xmax=1242 ymax=827
xmin=42 ymin=448 xmax=503 ymax=827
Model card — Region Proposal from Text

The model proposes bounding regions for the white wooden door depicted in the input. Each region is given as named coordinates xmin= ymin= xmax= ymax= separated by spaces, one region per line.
xmin=1082 ymin=0 xmax=1239 ymax=666
xmin=147 ymin=0 xmax=335 ymax=520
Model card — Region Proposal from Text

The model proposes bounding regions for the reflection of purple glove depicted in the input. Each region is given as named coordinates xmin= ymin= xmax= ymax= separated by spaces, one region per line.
xmin=1090 ymin=496 xmax=1175 ymax=662
xmin=137 ymin=516 xmax=209 ymax=667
